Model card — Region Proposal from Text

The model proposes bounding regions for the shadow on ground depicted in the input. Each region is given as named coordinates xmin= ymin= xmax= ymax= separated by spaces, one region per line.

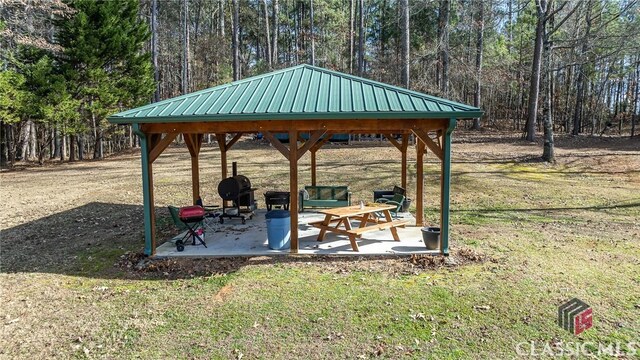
xmin=2 ymin=202 xmax=472 ymax=280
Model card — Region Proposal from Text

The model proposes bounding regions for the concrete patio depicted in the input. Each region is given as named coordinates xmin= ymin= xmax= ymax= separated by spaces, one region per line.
xmin=156 ymin=210 xmax=438 ymax=257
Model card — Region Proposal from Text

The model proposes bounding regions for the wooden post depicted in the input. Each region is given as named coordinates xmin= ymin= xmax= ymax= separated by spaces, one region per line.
xmin=191 ymin=156 xmax=199 ymax=203
xmin=185 ymin=134 xmax=203 ymax=204
xmin=416 ymin=138 xmax=425 ymax=227
xmin=311 ymin=150 xmax=317 ymax=186
xmin=216 ymin=133 xmax=228 ymax=179
xmin=401 ymin=134 xmax=409 ymax=191
xmin=289 ymin=130 xmax=299 ymax=253
xmin=308 ymin=131 xmax=332 ymax=187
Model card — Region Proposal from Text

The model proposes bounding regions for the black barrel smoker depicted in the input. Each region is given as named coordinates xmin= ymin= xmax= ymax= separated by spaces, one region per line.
xmin=217 ymin=175 xmax=257 ymax=224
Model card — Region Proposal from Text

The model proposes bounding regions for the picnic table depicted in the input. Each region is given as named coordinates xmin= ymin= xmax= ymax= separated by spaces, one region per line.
xmin=308 ymin=204 xmax=410 ymax=251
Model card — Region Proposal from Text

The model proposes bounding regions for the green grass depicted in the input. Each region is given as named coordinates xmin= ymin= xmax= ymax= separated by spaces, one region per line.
xmin=2 ymin=141 xmax=639 ymax=359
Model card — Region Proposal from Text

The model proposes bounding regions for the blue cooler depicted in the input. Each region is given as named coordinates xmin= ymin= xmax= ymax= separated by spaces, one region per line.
xmin=265 ymin=210 xmax=291 ymax=250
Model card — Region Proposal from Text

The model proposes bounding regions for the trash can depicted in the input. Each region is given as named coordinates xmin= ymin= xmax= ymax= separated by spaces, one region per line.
xmin=266 ymin=210 xmax=291 ymax=250
xmin=421 ymin=227 xmax=440 ymax=250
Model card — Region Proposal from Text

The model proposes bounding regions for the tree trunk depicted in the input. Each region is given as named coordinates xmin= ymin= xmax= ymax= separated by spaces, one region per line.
xmin=152 ymin=0 xmax=160 ymax=102
xmin=525 ymin=0 xmax=546 ymax=141
xmin=400 ymin=0 xmax=409 ymax=88
xmin=231 ymin=0 xmax=240 ymax=80
xmin=632 ymin=57 xmax=639 ymax=138
xmin=263 ymin=0 xmax=272 ymax=68
xmin=438 ymin=0 xmax=450 ymax=95
xmin=542 ymin=12 xmax=554 ymax=162
xmin=36 ymin=124 xmax=46 ymax=165
xmin=182 ymin=0 xmax=190 ymax=94
xmin=349 ymin=0 xmax=354 ymax=74
xmin=218 ymin=0 xmax=225 ymax=37
xmin=29 ymin=121 xmax=36 ymax=160
xmin=69 ymin=134 xmax=76 ymax=162
xmin=272 ymin=0 xmax=279 ymax=66
xmin=53 ymin=127 xmax=60 ymax=159
xmin=1 ymin=122 xmax=9 ymax=167
xmin=310 ymin=0 xmax=315 ymax=66
xmin=19 ymin=121 xmax=28 ymax=161
xmin=60 ymin=133 xmax=66 ymax=162
xmin=357 ymin=0 xmax=364 ymax=76
xmin=78 ymin=134 xmax=84 ymax=160
xmin=472 ymin=0 xmax=484 ymax=130
xmin=572 ymin=0 xmax=592 ymax=135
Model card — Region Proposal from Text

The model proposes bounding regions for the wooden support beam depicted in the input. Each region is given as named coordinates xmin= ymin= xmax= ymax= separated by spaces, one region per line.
xmin=215 ymin=133 xmax=228 ymax=179
xmin=311 ymin=151 xmax=317 ymax=187
xmin=289 ymin=130 xmax=299 ymax=253
xmin=401 ymin=134 xmax=409 ymax=191
xmin=416 ymin=139 xmax=425 ymax=227
xmin=183 ymin=134 xmax=196 ymax=157
xmin=382 ymin=133 xmax=402 ymax=151
xmin=184 ymin=134 xmax=203 ymax=204
xmin=225 ymin=132 xmax=243 ymax=150
xmin=262 ymin=131 xmax=290 ymax=160
xmin=309 ymin=131 xmax=334 ymax=187
xmin=297 ymin=129 xmax=326 ymax=160
xmin=310 ymin=131 xmax=334 ymax=153
xmin=142 ymin=118 xmax=449 ymax=134
xmin=148 ymin=133 xmax=177 ymax=163
xmin=412 ymin=128 xmax=443 ymax=160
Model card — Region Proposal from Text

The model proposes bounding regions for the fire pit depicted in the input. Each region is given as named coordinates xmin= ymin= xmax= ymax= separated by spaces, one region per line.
xmin=264 ymin=191 xmax=290 ymax=211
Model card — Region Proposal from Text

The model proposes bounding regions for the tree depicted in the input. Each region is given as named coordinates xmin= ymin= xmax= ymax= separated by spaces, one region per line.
xmin=471 ymin=0 xmax=484 ymax=130
xmin=151 ymin=0 xmax=159 ymax=102
xmin=438 ymin=0 xmax=451 ymax=95
xmin=572 ymin=0 xmax=593 ymax=135
xmin=357 ymin=0 xmax=364 ymax=75
xmin=182 ymin=0 xmax=190 ymax=94
xmin=272 ymin=0 xmax=279 ymax=66
xmin=0 ymin=0 xmax=72 ymax=53
xmin=524 ymin=0 xmax=547 ymax=141
xmin=400 ymin=0 xmax=409 ymax=88
xmin=55 ymin=0 xmax=154 ymax=159
xmin=263 ymin=0 xmax=272 ymax=69
xmin=310 ymin=0 xmax=315 ymax=66
xmin=349 ymin=0 xmax=354 ymax=74
xmin=232 ymin=0 xmax=240 ymax=80
xmin=0 ymin=70 xmax=28 ymax=166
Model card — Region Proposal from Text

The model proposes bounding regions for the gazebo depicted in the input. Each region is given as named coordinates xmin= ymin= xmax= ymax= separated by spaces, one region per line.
xmin=108 ymin=65 xmax=482 ymax=257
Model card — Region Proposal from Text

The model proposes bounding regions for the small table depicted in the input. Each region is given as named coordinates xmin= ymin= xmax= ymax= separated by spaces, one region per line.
xmin=309 ymin=204 xmax=410 ymax=251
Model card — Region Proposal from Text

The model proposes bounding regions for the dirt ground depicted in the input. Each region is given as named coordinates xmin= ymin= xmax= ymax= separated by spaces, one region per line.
xmin=1 ymin=131 xmax=638 ymax=359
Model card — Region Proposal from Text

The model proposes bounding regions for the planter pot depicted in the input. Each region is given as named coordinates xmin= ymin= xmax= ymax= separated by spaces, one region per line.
xmin=402 ymin=198 xmax=412 ymax=212
xmin=421 ymin=226 xmax=440 ymax=250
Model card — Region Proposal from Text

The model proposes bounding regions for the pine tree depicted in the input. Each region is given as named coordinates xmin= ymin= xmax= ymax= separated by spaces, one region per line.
xmin=55 ymin=0 xmax=154 ymax=159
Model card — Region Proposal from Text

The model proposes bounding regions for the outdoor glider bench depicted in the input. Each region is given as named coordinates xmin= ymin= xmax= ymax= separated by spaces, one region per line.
xmin=300 ymin=185 xmax=351 ymax=211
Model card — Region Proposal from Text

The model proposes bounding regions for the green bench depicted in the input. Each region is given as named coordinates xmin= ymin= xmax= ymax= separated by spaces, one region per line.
xmin=301 ymin=186 xmax=351 ymax=211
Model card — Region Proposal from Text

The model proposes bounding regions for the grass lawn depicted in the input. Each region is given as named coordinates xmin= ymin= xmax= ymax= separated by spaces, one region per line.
xmin=1 ymin=132 xmax=639 ymax=359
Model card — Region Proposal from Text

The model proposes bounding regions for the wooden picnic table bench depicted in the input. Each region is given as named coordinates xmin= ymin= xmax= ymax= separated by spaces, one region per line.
xmin=308 ymin=204 xmax=409 ymax=251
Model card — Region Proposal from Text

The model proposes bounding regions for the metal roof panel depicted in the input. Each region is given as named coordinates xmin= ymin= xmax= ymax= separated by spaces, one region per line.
xmin=109 ymin=64 xmax=483 ymax=124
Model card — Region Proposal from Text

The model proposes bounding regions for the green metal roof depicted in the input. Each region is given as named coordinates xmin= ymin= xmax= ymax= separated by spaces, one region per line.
xmin=108 ymin=64 xmax=482 ymax=124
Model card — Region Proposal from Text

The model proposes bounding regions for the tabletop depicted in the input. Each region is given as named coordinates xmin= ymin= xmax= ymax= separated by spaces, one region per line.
xmin=317 ymin=204 xmax=396 ymax=218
